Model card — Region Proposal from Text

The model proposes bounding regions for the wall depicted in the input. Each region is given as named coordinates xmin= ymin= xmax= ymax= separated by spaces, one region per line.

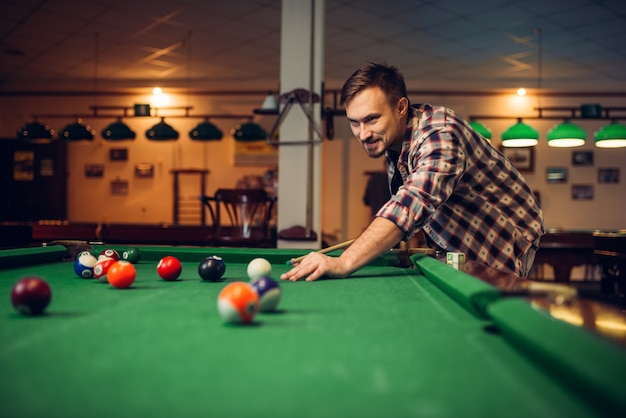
xmin=2 ymin=90 xmax=626 ymax=241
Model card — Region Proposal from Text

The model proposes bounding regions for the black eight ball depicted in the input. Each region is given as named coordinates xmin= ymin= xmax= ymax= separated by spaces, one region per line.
xmin=198 ymin=256 xmax=226 ymax=281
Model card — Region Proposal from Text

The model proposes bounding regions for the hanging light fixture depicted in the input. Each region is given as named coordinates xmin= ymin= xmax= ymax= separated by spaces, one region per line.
xmin=501 ymin=118 xmax=539 ymax=147
xmin=101 ymin=117 xmax=136 ymax=140
xmin=59 ymin=118 xmax=95 ymax=140
xmin=468 ymin=120 xmax=492 ymax=140
xmin=593 ymin=120 xmax=626 ymax=148
xmin=253 ymin=91 xmax=279 ymax=115
xmin=146 ymin=117 xmax=179 ymax=140
xmin=16 ymin=120 xmax=54 ymax=140
xmin=546 ymin=120 xmax=586 ymax=147
xmin=232 ymin=120 xmax=267 ymax=141
xmin=189 ymin=118 xmax=223 ymax=141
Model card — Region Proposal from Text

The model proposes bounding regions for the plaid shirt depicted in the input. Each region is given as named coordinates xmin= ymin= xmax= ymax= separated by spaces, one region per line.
xmin=378 ymin=104 xmax=545 ymax=275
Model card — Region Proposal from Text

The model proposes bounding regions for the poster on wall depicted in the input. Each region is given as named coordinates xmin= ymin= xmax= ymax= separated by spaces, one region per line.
xmin=233 ymin=140 xmax=278 ymax=167
xmin=13 ymin=151 xmax=34 ymax=181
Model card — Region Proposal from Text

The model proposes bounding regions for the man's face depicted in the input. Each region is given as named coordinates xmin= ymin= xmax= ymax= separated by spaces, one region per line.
xmin=345 ymin=87 xmax=408 ymax=158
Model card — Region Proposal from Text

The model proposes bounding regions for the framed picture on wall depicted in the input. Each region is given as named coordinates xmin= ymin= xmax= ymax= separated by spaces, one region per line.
xmin=598 ymin=168 xmax=619 ymax=184
xmin=110 ymin=179 xmax=129 ymax=195
xmin=109 ymin=148 xmax=128 ymax=162
xmin=572 ymin=184 xmax=594 ymax=200
xmin=572 ymin=151 xmax=593 ymax=166
xmin=135 ymin=163 xmax=154 ymax=178
xmin=546 ymin=167 xmax=568 ymax=183
xmin=85 ymin=163 xmax=104 ymax=178
xmin=500 ymin=147 xmax=534 ymax=173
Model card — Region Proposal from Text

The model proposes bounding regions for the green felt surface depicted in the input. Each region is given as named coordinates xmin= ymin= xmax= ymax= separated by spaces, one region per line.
xmin=0 ymin=246 xmax=620 ymax=418
xmin=411 ymin=253 xmax=501 ymax=319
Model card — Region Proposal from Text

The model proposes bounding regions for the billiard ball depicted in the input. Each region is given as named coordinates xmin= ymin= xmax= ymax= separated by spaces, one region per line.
xmin=121 ymin=247 xmax=142 ymax=264
xmin=250 ymin=276 xmax=281 ymax=312
xmin=76 ymin=250 xmax=93 ymax=259
xmin=157 ymin=256 xmax=182 ymax=281
xmin=93 ymin=258 xmax=116 ymax=280
xmin=107 ymin=261 xmax=136 ymax=289
xmin=99 ymin=248 xmax=120 ymax=261
xmin=217 ymin=282 xmax=259 ymax=324
xmin=74 ymin=252 xmax=98 ymax=279
xmin=11 ymin=277 xmax=52 ymax=316
xmin=247 ymin=257 xmax=272 ymax=281
xmin=198 ymin=256 xmax=226 ymax=281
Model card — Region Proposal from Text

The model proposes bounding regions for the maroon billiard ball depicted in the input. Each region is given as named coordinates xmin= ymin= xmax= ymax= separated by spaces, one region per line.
xmin=11 ymin=277 xmax=52 ymax=316
xmin=99 ymin=248 xmax=120 ymax=261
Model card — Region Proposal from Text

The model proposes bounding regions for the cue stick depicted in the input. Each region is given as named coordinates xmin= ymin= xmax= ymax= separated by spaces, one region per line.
xmin=287 ymin=239 xmax=356 ymax=266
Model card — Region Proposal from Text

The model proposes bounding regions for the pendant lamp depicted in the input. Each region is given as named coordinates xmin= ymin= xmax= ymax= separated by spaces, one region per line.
xmin=593 ymin=121 xmax=626 ymax=148
xmin=190 ymin=118 xmax=223 ymax=140
xmin=501 ymin=118 xmax=539 ymax=147
xmin=146 ymin=117 xmax=179 ymax=140
xmin=102 ymin=118 xmax=136 ymax=140
xmin=546 ymin=120 xmax=586 ymax=147
xmin=17 ymin=120 xmax=54 ymax=140
xmin=59 ymin=119 xmax=95 ymax=140
xmin=232 ymin=121 xmax=267 ymax=141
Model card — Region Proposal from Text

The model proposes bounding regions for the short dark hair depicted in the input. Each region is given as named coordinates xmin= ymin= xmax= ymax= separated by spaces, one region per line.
xmin=340 ymin=62 xmax=408 ymax=108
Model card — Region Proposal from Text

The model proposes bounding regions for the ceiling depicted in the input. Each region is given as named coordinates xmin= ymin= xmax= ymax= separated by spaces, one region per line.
xmin=1 ymin=0 xmax=626 ymax=94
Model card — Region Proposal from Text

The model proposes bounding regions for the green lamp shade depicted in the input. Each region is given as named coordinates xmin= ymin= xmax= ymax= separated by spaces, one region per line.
xmin=501 ymin=119 xmax=539 ymax=147
xmin=232 ymin=121 xmax=267 ymax=141
xmin=17 ymin=120 xmax=54 ymax=140
xmin=469 ymin=120 xmax=492 ymax=140
xmin=546 ymin=121 xmax=586 ymax=147
xmin=594 ymin=122 xmax=626 ymax=148
xmin=102 ymin=119 xmax=136 ymax=140
xmin=146 ymin=118 xmax=179 ymax=140
xmin=190 ymin=120 xmax=223 ymax=140
xmin=59 ymin=119 xmax=95 ymax=140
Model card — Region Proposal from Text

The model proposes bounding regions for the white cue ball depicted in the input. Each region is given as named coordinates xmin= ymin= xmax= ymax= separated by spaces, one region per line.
xmin=247 ymin=257 xmax=272 ymax=280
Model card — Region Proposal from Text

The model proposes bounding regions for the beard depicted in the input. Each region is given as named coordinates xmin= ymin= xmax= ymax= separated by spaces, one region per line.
xmin=367 ymin=148 xmax=386 ymax=158
xmin=362 ymin=138 xmax=386 ymax=158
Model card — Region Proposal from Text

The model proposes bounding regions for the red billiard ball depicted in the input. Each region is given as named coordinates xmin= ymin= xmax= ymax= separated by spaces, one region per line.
xmin=250 ymin=276 xmax=281 ymax=312
xmin=107 ymin=261 xmax=136 ymax=289
xmin=157 ymin=256 xmax=182 ymax=281
xmin=217 ymin=282 xmax=259 ymax=324
xmin=198 ymin=256 xmax=226 ymax=281
xmin=11 ymin=277 xmax=52 ymax=316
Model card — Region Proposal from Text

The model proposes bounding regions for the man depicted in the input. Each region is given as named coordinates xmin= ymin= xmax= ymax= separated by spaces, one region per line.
xmin=280 ymin=63 xmax=544 ymax=282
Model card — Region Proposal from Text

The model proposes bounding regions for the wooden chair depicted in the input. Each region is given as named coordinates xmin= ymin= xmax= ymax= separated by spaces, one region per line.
xmin=200 ymin=188 xmax=276 ymax=247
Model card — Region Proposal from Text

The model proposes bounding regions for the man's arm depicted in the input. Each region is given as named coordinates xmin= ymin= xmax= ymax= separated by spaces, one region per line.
xmin=280 ymin=217 xmax=404 ymax=282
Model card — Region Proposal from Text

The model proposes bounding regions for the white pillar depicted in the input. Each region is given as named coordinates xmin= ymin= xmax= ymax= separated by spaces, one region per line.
xmin=277 ymin=0 xmax=324 ymax=249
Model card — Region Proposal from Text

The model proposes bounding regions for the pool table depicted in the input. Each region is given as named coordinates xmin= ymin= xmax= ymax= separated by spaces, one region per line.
xmin=1 ymin=244 xmax=625 ymax=418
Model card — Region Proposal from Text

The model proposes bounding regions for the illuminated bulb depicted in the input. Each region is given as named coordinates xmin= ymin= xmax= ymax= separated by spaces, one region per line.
xmin=516 ymin=88 xmax=527 ymax=96
xmin=153 ymin=87 xmax=163 ymax=95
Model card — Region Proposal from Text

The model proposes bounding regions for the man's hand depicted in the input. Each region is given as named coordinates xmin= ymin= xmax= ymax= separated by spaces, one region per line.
xmin=280 ymin=252 xmax=350 ymax=282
